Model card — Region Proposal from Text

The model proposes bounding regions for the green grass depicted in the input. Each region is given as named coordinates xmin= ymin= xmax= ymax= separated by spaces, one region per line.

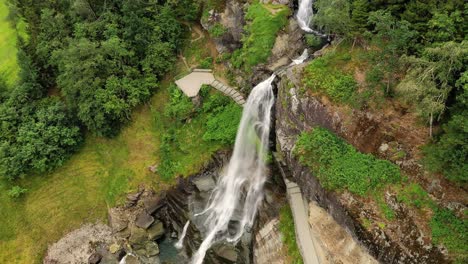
xmin=231 ymin=1 xmax=289 ymax=70
xmin=294 ymin=127 xmax=401 ymax=196
xmin=279 ymin=205 xmax=304 ymax=264
xmin=0 ymin=0 xmax=23 ymax=86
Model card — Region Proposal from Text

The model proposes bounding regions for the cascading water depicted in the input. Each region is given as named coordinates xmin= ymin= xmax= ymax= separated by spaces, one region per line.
xmin=291 ymin=49 xmax=309 ymax=65
xmin=296 ymin=0 xmax=326 ymax=37
xmin=174 ymin=220 xmax=190 ymax=249
xmin=191 ymin=74 xmax=276 ymax=264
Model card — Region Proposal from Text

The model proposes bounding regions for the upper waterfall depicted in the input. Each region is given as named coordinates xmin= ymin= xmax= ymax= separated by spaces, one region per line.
xmin=191 ymin=74 xmax=276 ymax=264
xmin=296 ymin=0 xmax=326 ymax=37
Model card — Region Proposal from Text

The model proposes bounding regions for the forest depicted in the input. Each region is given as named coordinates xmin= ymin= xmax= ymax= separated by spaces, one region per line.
xmin=0 ymin=0 xmax=198 ymax=181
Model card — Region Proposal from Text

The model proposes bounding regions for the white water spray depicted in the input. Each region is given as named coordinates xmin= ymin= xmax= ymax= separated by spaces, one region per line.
xmin=118 ymin=253 xmax=135 ymax=264
xmin=175 ymin=220 xmax=190 ymax=249
xmin=296 ymin=0 xmax=326 ymax=37
xmin=191 ymin=74 xmax=276 ymax=264
xmin=291 ymin=49 xmax=309 ymax=65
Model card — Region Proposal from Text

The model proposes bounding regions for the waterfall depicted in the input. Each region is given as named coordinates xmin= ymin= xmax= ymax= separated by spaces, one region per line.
xmin=296 ymin=0 xmax=326 ymax=37
xmin=192 ymin=74 xmax=276 ymax=264
xmin=291 ymin=49 xmax=309 ymax=65
xmin=175 ymin=221 xmax=190 ymax=249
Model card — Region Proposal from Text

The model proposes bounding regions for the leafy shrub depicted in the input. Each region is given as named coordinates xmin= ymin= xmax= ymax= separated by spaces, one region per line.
xmin=199 ymin=57 xmax=213 ymax=69
xmin=397 ymin=183 xmax=431 ymax=209
xmin=202 ymin=92 xmax=231 ymax=113
xmin=203 ymin=103 xmax=242 ymax=145
xmin=216 ymin=52 xmax=231 ymax=63
xmin=7 ymin=186 xmax=28 ymax=199
xmin=279 ymin=205 xmax=304 ymax=264
xmin=294 ymin=127 xmax=401 ymax=196
xmin=230 ymin=49 xmax=243 ymax=69
xmin=164 ymin=84 xmax=194 ymax=121
xmin=208 ymin=24 xmax=227 ymax=38
xmin=305 ymin=35 xmax=323 ymax=49
xmin=158 ymin=85 xmax=242 ymax=180
xmin=430 ymin=208 xmax=468 ymax=256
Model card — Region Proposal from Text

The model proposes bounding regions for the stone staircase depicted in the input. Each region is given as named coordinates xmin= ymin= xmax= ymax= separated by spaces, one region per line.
xmin=210 ymin=79 xmax=246 ymax=106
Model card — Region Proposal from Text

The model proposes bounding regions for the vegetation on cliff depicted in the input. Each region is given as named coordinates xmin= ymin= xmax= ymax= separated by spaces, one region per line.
xmin=306 ymin=0 xmax=467 ymax=185
xmin=158 ymin=84 xmax=241 ymax=180
xmin=294 ymin=127 xmax=467 ymax=261
xmin=295 ymin=127 xmax=401 ymax=196
xmin=231 ymin=1 xmax=289 ymax=71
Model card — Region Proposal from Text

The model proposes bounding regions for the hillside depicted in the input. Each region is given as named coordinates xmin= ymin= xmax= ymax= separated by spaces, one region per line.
xmin=0 ymin=0 xmax=466 ymax=263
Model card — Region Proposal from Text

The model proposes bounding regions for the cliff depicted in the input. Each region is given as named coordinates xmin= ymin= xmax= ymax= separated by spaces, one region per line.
xmin=274 ymin=62 xmax=466 ymax=263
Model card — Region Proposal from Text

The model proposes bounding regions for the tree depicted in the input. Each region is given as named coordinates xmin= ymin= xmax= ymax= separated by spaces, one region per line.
xmin=351 ymin=0 xmax=369 ymax=34
xmin=313 ymin=0 xmax=352 ymax=37
xmin=367 ymin=10 xmax=416 ymax=95
xmin=0 ymin=98 xmax=82 ymax=180
xmin=424 ymin=74 xmax=467 ymax=183
xmin=397 ymin=41 xmax=468 ymax=137
xmin=427 ymin=11 xmax=461 ymax=43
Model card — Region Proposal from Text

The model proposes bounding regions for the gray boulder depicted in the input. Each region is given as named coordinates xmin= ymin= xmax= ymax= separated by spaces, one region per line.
xmin=147 ymin=221 xmax=165 ymax=240
xmin=135 ymin=211 xmax=154 ymax=229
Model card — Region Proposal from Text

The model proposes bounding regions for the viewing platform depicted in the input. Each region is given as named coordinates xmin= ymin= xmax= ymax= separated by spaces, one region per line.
xmin=175 ymin=69 xmax=246 ymax=105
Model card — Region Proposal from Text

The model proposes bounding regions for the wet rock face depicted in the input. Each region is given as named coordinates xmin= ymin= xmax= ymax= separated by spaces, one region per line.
xmin=275 ymin=65 xmax=448 ymax=263
xmin=267 ymin=18 xmax=305 ymax=72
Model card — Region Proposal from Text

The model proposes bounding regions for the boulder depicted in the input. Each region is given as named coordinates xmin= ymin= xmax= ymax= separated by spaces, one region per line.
xmin=129 ymin=226 xmax=148 ymax=245
xmin=88 ymin=253 xmax=102 ymax=264
xmin=108 ymin=208 xmax=129 ymax=232
xmin=145 ymin=241 xmax=160 ymax=257
xmin=116 ymin=249 xmax=126 ymax=261
xmin=135 ymin=211 xmax=154 ymax=229
xmin=192 ymin=174 xmax=216 ymax=192
xmin=213 ymin=244 xmax=237 ymax=263
xmin=143 ymin=196 xmax=165 ymax=215
xmin=266 ymin=18 xmax=305 ymax=71
xmin=147 ymin=221 xmax=165 ymax=240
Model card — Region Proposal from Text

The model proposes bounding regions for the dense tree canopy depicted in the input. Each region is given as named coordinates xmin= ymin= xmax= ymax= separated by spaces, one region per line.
xmin=0 ymin=0 xmax=196 ymax=180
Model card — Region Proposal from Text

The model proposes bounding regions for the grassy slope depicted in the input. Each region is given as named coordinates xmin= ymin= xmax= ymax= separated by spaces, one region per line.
xmin=0 ymin=0 xmax=20 ymax=86
xmin=0 ymin=91 xmax=166 ymax=263
xmin=0 ymin=23 xmax=221 ymax=263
